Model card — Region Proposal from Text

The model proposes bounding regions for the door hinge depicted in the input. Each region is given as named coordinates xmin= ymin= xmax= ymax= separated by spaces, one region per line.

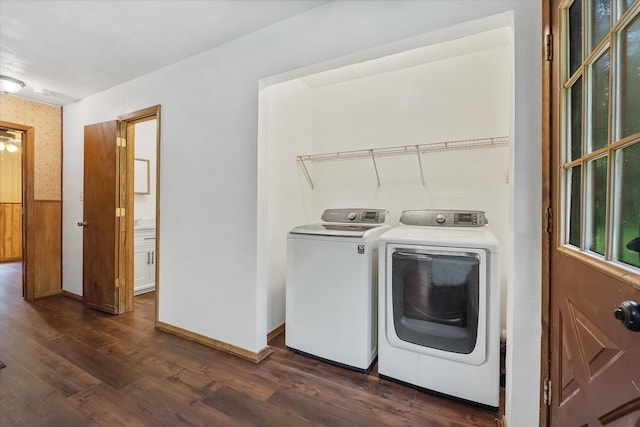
xmin=545 ymin=33 xmax=553 ymax=62
xmin=115 ymin=278 xmax=123 ymax=288
xmin=116 ymin=136 xmax=127 ymax=147
xmin=546 ymin=206 xmax=553 ymax=233
xmin=543 ymin=378 xmax=552 ymax=406
xmin=116 ymin=208 xmax=126 ymax=217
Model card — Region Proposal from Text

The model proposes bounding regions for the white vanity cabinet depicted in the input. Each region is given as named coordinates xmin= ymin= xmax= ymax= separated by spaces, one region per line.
xmin=134 ymin=226 xmax=156 ymax=295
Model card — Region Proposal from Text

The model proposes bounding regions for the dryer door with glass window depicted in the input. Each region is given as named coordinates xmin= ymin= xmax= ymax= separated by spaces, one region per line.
xmin=384 ymin=244 xmax=488 ymax=365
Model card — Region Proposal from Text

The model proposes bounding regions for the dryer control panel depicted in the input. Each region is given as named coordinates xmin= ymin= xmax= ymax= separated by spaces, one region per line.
xmin=321 ymin=208 xmax=387 ymax=224
xmin=400 ymin=209 xmax=487 ymax=227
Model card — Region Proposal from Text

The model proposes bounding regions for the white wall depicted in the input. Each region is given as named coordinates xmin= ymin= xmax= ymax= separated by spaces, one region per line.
xmin=134 ymin=119 xmax=157 ymax=222
xmin=257 ymin=80 xmax=313 ymax=330
xmin=62 ymin=2 xmax=541 ymax=426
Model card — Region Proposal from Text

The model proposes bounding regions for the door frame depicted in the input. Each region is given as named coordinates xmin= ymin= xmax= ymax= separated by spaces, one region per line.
xmin=541 ymin=1 xmax=553 ymax=426
xmin=0 ymin=120 xmax=35 ymax=301
xmin=118 ymin=105 xmax=160 ymax=318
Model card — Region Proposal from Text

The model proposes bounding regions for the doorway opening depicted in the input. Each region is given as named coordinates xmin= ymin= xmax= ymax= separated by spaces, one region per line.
xmin=80 ymin=106 xmax=160 ymax=317
xmin=130 ymin=118 xmax=158 ymax=297
xmin=121 ymin=107 xmax=160 ymax=320
xmin=0 ymin=127 xmax=24 ymax=266
xmin=0 ymin=123 xmax=30 ymax=300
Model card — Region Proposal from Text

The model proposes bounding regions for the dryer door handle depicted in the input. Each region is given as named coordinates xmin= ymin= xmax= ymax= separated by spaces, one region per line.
xmin=394 ymin=252 xmax=432 ymax=261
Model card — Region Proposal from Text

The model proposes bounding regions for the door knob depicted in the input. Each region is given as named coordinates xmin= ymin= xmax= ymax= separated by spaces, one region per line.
xmin=614 ymin=301 xmax=640 ymax=331
xmin=77 ymin=221 xmax=88 ymax=227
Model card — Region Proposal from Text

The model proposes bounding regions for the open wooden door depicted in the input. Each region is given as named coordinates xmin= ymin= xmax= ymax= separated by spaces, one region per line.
xmin=82 ymin=120 xmax=126 ymax=314
xmin=549 ymin=0 xmax=640 ymax=425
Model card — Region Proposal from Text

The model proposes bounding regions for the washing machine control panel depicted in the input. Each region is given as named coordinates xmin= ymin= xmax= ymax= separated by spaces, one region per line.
xmin=321 ymin=208 xmax=387 ymax=223
xmin=400 ymin=210 xmax=487 ymax=227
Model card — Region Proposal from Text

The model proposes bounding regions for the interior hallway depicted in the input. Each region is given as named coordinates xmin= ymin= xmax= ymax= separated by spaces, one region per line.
xmin=0 ymin=262 xmax=502 ymax=426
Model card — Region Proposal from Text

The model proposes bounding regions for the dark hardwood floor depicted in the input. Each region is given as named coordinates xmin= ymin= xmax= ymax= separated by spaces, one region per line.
xmin=0 ymin=262 xmax=502 ymax=426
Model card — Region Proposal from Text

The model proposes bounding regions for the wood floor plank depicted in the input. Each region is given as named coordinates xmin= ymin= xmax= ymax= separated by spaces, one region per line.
xmin=261 ymin=349 xmax=447 ymax=427
xmin=203 ymin=385 xmax=315 ymax=426
xmin=0 ymin=262 xmax=502 ymax=426
xmin=40 ymin=335 xmax=142 ymax=390
xmin=155 ymin=338 xmax=281 ymax=401
xmin=69 ymin=382 xmax=160 ymax=427
xmin=1 ymin=327 xmax=101 ymax=397
xmin=121 ymin=376 xmax=245 ymax=427
xmin=0 ymin=352 xmax=96 ymax=426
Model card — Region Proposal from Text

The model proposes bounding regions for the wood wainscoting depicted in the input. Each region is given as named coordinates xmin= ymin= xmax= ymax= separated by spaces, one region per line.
xmin=0 ymin=202 xmax=22 ymax=262
xmin=31 ymin=200 xmax=62 ymax=298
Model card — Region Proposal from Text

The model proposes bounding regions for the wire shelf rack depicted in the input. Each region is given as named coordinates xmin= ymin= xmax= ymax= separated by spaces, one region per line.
xmin=296 ymin=136 xmax=509 ymax=189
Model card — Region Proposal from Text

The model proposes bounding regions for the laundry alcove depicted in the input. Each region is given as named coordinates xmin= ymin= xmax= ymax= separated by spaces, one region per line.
xmin=257 ymin=22 xmax=515 ymax=340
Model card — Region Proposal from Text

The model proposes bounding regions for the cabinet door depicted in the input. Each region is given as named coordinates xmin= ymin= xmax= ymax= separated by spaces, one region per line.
xmin=134 ymin=245 xmax=150 ymax=290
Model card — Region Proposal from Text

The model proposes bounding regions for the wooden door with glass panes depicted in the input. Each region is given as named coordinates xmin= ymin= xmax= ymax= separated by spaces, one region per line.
xmin=550 ymin=0 xmax=640 ymax=425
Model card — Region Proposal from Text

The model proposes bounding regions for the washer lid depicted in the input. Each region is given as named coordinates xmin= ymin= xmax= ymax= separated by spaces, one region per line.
xmin=290 ymin=223 xmax=383 ymax=237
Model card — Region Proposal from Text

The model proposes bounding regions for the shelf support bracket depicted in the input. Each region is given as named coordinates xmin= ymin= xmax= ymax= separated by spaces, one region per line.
xmin=297 ymin=156 xmax=314 ymax=189
xmin=369 ymin=149 xmax=380 ymax=186
xmin=415 ymin=145 xmax=425 ymax=186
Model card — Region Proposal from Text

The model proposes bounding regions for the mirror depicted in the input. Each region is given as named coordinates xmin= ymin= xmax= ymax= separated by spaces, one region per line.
xmin=134 ymin=158 xmax=150 ymax=194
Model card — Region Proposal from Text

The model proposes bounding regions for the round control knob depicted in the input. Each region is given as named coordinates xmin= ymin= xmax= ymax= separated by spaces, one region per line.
xmin=435 ymin=214 xmax=446 ymax=224
xmin=348 ymin=212 xmax=357 ymax=221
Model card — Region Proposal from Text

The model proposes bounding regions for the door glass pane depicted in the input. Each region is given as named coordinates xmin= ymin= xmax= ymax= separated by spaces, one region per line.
xmin=590 ymin=0 xmax=610 ymax=50
xmin=620 ymin=0 xmax=634 ymax=16
xmin=570 ymin=0 xmax=584 ymax=77
xmin=588 ymin=156 xmax=608 ymax=255
xmin=615 ymin=143 xmax=640 ymax=268
xmin=570 ymin=77 xmax=583 ymax=160
xmin=589 ymin=51 xmax=610 ymax=152
xmin=620 ymin=15 xmax=640 ymax=138
xmin=568 ymin=165 xmax=582 ymax=247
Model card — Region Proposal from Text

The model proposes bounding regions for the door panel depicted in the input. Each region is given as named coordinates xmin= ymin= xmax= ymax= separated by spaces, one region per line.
xmin=83 ymin=120 xmax=121 ymax=314
xmin=552 ymin=253 xmax=640 ymax=425
xmin=549 ymin=0 xmax=640 ymax=425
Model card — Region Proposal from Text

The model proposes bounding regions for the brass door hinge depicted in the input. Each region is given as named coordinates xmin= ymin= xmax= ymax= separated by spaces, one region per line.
xmin=543 ymin=378 xmax=552 ymax=406
xmin=546 ymin=206 xmax=553 ymax=233
xmin=115 ymin=278 xmax=123 ymax=288
xmin=116 ymin=136 xmax=127 ymax=147
xmin=545 ymin=33 xmax=553 ymax=62
xmin=116 ymin=208 xmax=126 ymax=217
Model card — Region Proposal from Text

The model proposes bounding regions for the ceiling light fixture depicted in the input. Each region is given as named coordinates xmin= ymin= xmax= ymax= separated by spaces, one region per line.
xmin=0 ymin=75 xmax=26 ymax=94
xmin=0 ymin=129 xmax=22 ymax=154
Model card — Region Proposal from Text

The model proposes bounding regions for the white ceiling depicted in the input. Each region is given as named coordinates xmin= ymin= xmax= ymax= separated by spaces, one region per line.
xmin=0 ymin=0 xmax=328 ymax=106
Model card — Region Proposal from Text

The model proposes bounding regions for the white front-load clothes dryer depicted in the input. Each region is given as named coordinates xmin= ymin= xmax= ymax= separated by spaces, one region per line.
xmin=286 ymin=208 xmax=391 ymax=372
xmin=378 ymin=209 xmax=500 ymax=409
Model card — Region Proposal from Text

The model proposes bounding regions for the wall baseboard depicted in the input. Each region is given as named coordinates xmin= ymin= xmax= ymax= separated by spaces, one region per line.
xmin=156 ymin=321 xmax=274 ymax=364
xmin=35 ymin=289 xmax=62 ymax=299
xmin=267 ymin=323 xmax=285 ymax=342
xmin=61 ymin=290 xmax=82 ymax=301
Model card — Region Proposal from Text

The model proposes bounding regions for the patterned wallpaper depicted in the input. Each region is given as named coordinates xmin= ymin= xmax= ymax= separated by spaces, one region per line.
xmin=0 ymin=94 xmax=61 ymax=200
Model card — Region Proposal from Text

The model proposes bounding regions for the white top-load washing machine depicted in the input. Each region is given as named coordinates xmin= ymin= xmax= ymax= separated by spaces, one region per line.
xmin=378 ymin=209 xmax=500 ymax=409
xmin=286 ymin=208 xmax=391 ymax=372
